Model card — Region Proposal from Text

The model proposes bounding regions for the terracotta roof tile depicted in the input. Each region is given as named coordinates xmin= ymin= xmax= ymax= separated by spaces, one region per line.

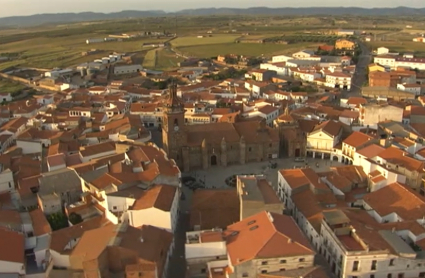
xmin=364 ymin=182 xmax=425 ymax=220
xmin=80 ymin=141 xmax=116 ymax=157
xmin=29 ymin=208 xmax=51 ymax=236
xmin=190 ymin=189 xmax=240 ymax=230
xmin=346 ymin=97 xmax=367 ymax=105
xmin=343 ymin=131 xmax=373 ymax=148
xmin=71 ymin=224 xmax=172 ymax=278
xmin=378 ymin=147 xmax=423 ymax=172
xmin=50 ymin=216 xmax=109 ymax=253
xmin=0 ymin=228 xmax=24 ymax=263
xmin=224 ymin=212 xmax=314 ymax=265
xmin=356 ymin=144 xmax=385 ymax=158
xmin=310 ymin=120 xmax=342 ymax=137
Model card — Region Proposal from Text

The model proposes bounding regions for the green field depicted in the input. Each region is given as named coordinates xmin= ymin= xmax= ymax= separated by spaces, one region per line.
xmin=171 ymin=35 xmax=240 ymax=47
xmin=156 ymin=48 xmax=185 ymax=70
xmin=0 ymin=78 xmax=26 ymax=96
xmin=177 ymin=42 xmax=320 ymax=58
xmin=0 ymin=15 xmax=423 ymax=70
xmin=0 ymin=34 xmax=167 ymax=70
xmin=143 ymin=49 xmax=157 ymax=68
xmin=367 ymin=40 xmax=425 ymax=56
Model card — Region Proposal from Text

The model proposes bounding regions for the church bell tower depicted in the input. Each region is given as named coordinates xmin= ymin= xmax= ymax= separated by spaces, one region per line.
xmin=162 ymin=81 xmax=187 ymax=166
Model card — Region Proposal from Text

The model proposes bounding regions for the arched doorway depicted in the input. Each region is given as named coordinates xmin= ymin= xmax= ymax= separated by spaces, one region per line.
xmin=211 ymin=155 xmax=217 ymax=166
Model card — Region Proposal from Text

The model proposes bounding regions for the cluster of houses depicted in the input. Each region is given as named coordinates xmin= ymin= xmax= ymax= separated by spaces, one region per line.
xmin=260 ymin=39 xmax=356 ymax=91
xmin=370 ymin=47 xmax=425 ymax=97
xmin=4 ymin=36 xmax=425 ymax=278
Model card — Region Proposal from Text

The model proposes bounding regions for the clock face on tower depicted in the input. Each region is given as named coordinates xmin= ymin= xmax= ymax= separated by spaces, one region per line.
xmin=174 ymin=125 xmax=179 ymax=132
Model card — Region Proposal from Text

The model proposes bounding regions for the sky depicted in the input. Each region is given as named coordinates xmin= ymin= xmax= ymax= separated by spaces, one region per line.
xmin=1 ymin=0 xmax=424 ymax=17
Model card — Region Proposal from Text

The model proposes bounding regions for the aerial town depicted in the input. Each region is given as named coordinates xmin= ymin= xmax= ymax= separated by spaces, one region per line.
xmin=3 ymin=12 xmax=425 ymax=278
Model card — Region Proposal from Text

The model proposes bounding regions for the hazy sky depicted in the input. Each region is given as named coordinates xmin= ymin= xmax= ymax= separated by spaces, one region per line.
xmin=1 ymin=0 xmax=424 ymax=17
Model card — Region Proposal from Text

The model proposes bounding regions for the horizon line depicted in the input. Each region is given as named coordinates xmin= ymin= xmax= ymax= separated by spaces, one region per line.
xmin=1 ymin=5 xmax=425 ymax=19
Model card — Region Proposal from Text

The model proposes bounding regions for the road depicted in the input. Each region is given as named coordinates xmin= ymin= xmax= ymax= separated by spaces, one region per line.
xmin=166 ymin=211 xmax=189 ymax=278
xmin=345 ymin=40 xmax=372 ymax=98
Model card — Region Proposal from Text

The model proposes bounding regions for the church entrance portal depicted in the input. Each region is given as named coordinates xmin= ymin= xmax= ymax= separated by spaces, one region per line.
xmin=211 ymin=155 xmax=217 ymax=166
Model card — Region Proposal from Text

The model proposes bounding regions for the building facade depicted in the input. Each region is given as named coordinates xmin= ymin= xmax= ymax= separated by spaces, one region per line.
xmin=162 ymin=83 xmax=279 ymax=172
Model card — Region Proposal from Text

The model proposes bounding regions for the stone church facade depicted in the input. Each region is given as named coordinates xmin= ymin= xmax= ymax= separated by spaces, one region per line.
xmin=276 ymin=108 xmax=307 ymax=158
xmin=162 ymin=83 xmax=280 ymax=172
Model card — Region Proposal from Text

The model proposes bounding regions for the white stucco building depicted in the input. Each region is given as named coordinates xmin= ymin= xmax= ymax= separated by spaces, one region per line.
xmin=106 ymin=184 xmax=179 ymax=232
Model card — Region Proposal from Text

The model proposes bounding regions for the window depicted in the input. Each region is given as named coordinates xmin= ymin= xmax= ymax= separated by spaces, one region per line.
xmin=261 ymin=270 xmax=268 ymax=274
xmin=248 ymin=147 xmax=252 ymax=152
xmin=299 ymin=258 xmax=305 ymax=262
xmin=261 ymin=261 xmax=268 ymax=265
xmin=113 ymin=206 xmax=117 ymax=210
xmin=419 ymin=272 xmax=425 ymax=278
xmin=352 ymin=261 xmax=359 ymax=271
xmin=398 ymin=274 xmax=404 ymax=278
xmin=371 ymin=260 xmax=377 ymax=270
xmin=387 ymin=275 xmax=392 ymax=278
xmin=242 ymin=273 xmax=248 ymax=277
xmin=280 ymin=259 xmax=286 ymax=264
xmin=201 ymin=269 xmax=206 ymax=274
xmin=247 ymin=220 xmax=256 ymax=225
xmin=389 ymin=259 xmax=395 ymax=266
xmin=370 ymin=275 xmax=375 ymax=278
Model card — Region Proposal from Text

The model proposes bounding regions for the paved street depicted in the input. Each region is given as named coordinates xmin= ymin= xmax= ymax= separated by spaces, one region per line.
xmin=345 ymin=40 xmax=372 ymax=98
xmin=166 ymin=211 xmax=189 ymax=278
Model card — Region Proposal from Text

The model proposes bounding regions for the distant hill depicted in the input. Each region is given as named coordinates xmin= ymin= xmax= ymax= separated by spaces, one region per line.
xmin=0 ymin=6 xmax=425 ymax=27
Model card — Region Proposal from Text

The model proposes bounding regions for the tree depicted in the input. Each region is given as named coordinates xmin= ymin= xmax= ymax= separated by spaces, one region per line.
xmin=47 ymin=212 xmax=69 ymax=231
xmin=69 ymin=212 xmax=83 ymax=225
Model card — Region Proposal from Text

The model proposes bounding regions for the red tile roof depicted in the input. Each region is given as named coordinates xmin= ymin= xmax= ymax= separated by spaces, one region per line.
xmin=343 ymin=131 xmax=373 ymax=148
xmin=225 ymin=211 xmax=314 ymax=265
xmin=0 ymin=228 xmax=24 ymax=263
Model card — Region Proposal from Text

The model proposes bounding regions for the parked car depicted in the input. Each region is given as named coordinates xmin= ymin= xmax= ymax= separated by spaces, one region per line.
xmin=294 ymin=157 xmax=305 ymax=162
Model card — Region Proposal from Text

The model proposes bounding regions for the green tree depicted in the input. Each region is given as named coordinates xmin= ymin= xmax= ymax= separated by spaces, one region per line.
xmin=47 ymin=212 xmax=69 ymax=231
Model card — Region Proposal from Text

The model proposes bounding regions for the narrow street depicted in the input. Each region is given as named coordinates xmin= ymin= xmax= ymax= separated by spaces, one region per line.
xmin=345 ymin=40 xmax=372 ymax=98
xmin=167 ymin=211 xmax=189 ymax=278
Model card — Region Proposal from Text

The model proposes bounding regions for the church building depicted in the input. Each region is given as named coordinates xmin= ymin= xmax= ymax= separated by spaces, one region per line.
xmin=162 ymin=83 xmax=280 ymax=172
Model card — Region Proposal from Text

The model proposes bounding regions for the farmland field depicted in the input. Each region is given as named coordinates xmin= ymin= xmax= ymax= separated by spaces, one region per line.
xmin=171 ymin=35 xmax=240 ymax=47
xmin=0 ymin=34 xmax=168 ymax=70
xmin=156 ymin=48 xmax=185 ymax=70
xmin=0 ymin=15 xmax=424 ymax=70
xmin=367 ymin=40 xmax=425 ymax=56
xmin=177 ymin=42 xmax=320 ymax=58
xmin=143 ymin=49 xmax=158 ymax=68
xmin=0 ymin=78 xmax=26 ymax=95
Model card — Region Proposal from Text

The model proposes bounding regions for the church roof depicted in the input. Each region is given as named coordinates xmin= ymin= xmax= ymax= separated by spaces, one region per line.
xmin=184 ymin=121 xmax=279 ymax=146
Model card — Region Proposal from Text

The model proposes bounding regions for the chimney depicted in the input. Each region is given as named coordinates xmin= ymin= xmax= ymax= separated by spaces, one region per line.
xmin=379 ymin=138 xmax=390 ymax=148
